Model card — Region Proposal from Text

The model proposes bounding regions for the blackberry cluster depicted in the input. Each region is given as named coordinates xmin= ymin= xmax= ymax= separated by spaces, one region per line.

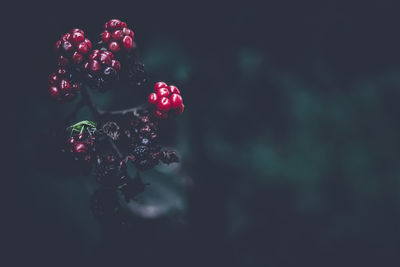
xmin=54 ymin=28 xmax=92 ymax=68
xmin=48 ymin=68 xmax=81 ymax=101
xmin=94 ymin=155 xmax=128 ymax=186
xmin=148 ymin=82 xmax=185 ymax=119
xmin=101 ymin=19 xmax=134 ymax=53
xmin=127 ymin=113 xmax=162 ymax=170
xmin=83 ymin=49 xmax=121 ymax=91
xmin=48 ymin=19 xmax=184 ymax=222
xmin=66 ymin=133 xmax=97 ymax=162
xmin=49 ymin=28 xmax=92 ymax=101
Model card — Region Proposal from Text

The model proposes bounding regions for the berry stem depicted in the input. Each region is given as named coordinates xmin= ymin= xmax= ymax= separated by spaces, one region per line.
xmin=80 ymin=85 xmax=148 ymax=119
xmin=108 ymin=138 xmax=123 ymax=159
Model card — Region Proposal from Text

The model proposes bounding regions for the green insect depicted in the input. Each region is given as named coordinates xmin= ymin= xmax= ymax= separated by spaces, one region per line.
xmin=67 ymin=120 xmax=97 ymax=136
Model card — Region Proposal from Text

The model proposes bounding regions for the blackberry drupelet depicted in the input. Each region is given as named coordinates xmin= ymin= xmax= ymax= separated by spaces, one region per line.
xmin=54 ymin=28 xmax=92 ymax=69
xmin=148 ymin=81 xmax=185 ymax=119
xmin=83 ymin=49 xmax=121 ymax=91
xmin=101 ymin=19 xmax=134 ymax=53
xmin=48 ymin=68 xmax=81 ymax=101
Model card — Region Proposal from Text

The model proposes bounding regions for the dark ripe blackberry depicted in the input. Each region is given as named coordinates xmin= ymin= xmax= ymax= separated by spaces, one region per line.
xmin=83 ymin=49 xmax=120 ymax=91
xmin=133 ymin=145 xmax=149 ymax=160
xmin=126 ymin=61 xmax=148 ymax=86
xmin=48 ymin=68 xmax=81 ymax=101
xmin=120 ymin=175 xmax=147 ymax=202
xmin=131 ymin=145 xmax=160 ymax=170
xmin=54 ymin=29 xmax=92 ymax=69
xmin=94 ymin=155 xmax=128 ymax=186
xmin=90 ymin=187 xmax=120 ymax=219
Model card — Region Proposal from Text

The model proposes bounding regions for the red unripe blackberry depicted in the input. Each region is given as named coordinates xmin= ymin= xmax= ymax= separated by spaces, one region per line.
xmin=102 ymin=50 xmax=114 ymax=59
xmin=148 ymin=93 xmax=158 ymax=105
xmin=58 ymin=55 xmax=69 ymax=66
xmin=168 ymin=85 xmax=180 ymax=95
xmin=112 ymin=30 xmax=123 ymax=41
xmin=157 ymin=97 xmax=171 ymax=112
xmin=154 ymin=82 xmax=168 ymax=91
xmin=108 ymin=42 xmax=120 ymax=53
xmin=71 ymin=32 xmax=85 ymax=45
xmin=54 ymin=29 xmax=92 ymax=68
xmin=54 ymin=40 xmax=61 ymax=52
xmin=77 ymin=42 xmax=89 ymax=54
xmin=68 ymin=136 xmax=75 ymax=145
xmin=102 ymin=19 xmax=134 ymax=52
xmin=89 ymin=60 xmax=101 ymax=72
xmin=154 ymin=109 xmax=168 ymax=119
xmin=72 ymin=52 xmax=83 ymax=64
xmin=71 ymin=28 xmax=84 ymax=35
xmin=123 ymin=27 xmax=134 ymax=38
xmin=102 ymin=31 xmax=111 ymax=43
xmin=74 ymin=142 xmax=88 ymax=154
xmin=62 ymin=33 xmax=71 ymax=42
xmin=157 ymin=87 xmax=170 ymax=98
xmin=49 ymin=86 xmax=60 ymax=98
xmin=111 ymin=60 xmax=121 ymax=71
xmin=57 ymin=68 xmax=67 ymax=76
xmin=99 ymin=52 xmax=112 ymax=65
xmin=59 ymin=79 xmax=72 ymax=93
xmin=122 ymin=28 xmax=135 ymax=39
xmin=49 ymin=73 xmax=58 ymax=84
xmin=121 ymin=36 xmax=133 ymax=51
xmin=84 ymin=39 xmax=92 ymax=50
xmin=175 ymin=104 xmax=184 ymax=115
xmin=170 ymin=93 xmax=183 ymax=109
xmin=89 ymin=49 xmax=100 ymax=60
xmin=107 ymin=19 xmax=124 ymax=30
xmin=48 ymin=69 xmax=80 ymax=101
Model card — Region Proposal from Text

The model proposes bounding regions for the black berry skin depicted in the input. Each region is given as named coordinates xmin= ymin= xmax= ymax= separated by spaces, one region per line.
xmin=83 ymin=49 xmax=120 ymax=91
xmin=94 ymin=155 xmax=128 ymax=186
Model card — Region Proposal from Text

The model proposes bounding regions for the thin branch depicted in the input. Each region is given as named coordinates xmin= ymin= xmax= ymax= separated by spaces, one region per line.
xmin=108 ymin=138 xmax=123 ymax=159
xmin=79 ymin=86 xmax=148 ymax=119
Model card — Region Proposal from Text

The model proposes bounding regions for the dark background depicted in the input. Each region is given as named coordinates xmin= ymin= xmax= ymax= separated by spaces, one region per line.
xmin=7 ymin=0 xmax=400 ymax=266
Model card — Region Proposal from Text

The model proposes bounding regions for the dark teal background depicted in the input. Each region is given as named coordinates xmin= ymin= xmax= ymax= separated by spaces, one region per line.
xmin=9 ymin=1 xmax=400 ymax=266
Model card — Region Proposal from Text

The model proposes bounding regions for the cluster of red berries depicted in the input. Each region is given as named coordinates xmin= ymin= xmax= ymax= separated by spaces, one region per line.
xmin=101 ymin=19 xmax=134 ymax=53
xmin=48 ymin=68 xmax=81 ymax=101
xmin=148 ymin=82 xmax=184 ymax=119
xmin=54 ymin=28 xmax=92 ymax=67
xmin=83 ymin=49 xmax=121 ymax=91
xmin=67 ymin=133 xmax=96 ymax=162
